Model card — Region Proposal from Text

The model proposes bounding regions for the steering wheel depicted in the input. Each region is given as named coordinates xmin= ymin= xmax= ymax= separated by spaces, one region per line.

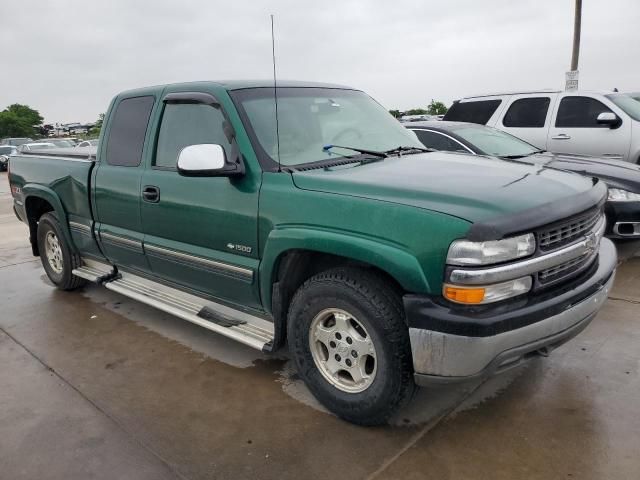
xmin=332 ymin=128 xmax=363 ymax=144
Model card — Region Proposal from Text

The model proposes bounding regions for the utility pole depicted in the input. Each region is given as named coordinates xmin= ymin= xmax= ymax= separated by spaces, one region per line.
xmin=570 ymin=0 xmax=582 ymax=71
xmin=566 ymin=0 xmax=582 ymax=90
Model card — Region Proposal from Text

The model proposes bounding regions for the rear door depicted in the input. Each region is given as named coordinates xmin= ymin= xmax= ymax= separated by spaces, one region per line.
xmin=547 ymin=94 xmax=632 ymax=160
xmin=495 ymin=94 xmax=556 ymax=149
xmin=139 ymin=88 xmax=262 ymax=309
xmin=93 ymin=95 xmax=156 ymax=273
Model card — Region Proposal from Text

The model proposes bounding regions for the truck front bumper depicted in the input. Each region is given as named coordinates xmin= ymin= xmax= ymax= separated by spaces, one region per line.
xmin=405 ymin=238 xmax=617 ymax=386
xmin=605 ymin=201 xmax=640 ymax=238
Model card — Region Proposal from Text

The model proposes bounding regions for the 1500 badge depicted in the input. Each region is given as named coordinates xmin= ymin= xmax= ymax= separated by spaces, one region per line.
xmin=226 ymin=243 xmax=252 ymax=253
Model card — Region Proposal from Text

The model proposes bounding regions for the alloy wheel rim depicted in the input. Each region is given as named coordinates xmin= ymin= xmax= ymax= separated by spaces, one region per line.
xmin=45 ymin=231 xmax=64 ymax=274
xmin=308 ymin=308 xmax=377 ymax=393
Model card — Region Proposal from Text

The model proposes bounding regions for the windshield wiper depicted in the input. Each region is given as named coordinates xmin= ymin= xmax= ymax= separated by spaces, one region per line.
xmin=384 ymin=146 xmax=436 ymax=155
xmin=322 ymin=144 xmax=388 ymax=158
xmin=501 ymin=150 xmax=546 ymax=159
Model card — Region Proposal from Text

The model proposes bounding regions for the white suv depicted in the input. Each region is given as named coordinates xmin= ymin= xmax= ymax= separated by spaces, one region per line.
xmin=444 ymin=90 xmax=640 ymax=163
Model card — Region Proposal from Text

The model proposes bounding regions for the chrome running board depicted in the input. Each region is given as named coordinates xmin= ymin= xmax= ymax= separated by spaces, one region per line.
xmin=72 ymin=258 xmax=116 ymax=282
xmin=103 ymin=271 xmax=274 ymax=351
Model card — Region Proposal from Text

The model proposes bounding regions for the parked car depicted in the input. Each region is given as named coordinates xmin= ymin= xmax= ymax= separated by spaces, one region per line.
xmin=0 ymin=145 xmax=18 ymax=171
xmin=1 ymin=137 xmax=33 ymax=146
xmin=76 ymin=139 xmax=99 ymax=148
xmin=399 ymin=114 xmax=440 ymax=123
xmin=407 ymin=121 xmax=640 ymax=238
xmin=16 ymin=142 xmax=57 ymax=153
xmin=45 ymin=138 xmax=76 ymax=148
xmin=9 ymin=80 xmax=616 ymax=425
xmin=444 ymin=90 xmax=640 ymax=163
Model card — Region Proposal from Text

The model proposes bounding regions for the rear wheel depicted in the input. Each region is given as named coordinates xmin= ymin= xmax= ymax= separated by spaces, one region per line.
xmin=37 ymin=213 xmax=86 ymax=290
xmin=287 ymin=267 xmax=416 ymax=425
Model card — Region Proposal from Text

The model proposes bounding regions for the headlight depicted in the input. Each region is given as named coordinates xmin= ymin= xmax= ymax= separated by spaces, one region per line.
xmin=446 ymin=233 xmax=535 ymax=266
xmin=608 ymin=188 xmax=640 ymax=202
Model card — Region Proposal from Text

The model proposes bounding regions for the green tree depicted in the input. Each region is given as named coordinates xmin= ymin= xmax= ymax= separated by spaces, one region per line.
xmin=405 ymin=108 xmax=429 ymax=116
xmin=88 ymin=113 xmax=105 ymax=137
xmin=0 ymin=104 xmax=43 ymax=137
xmin=388 ymin=109 xmax=402 ymax=118
xmin=426 ymin=99 xmax=448 ymax=116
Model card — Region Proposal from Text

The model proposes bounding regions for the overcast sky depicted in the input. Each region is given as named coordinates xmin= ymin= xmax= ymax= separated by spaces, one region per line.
xmin=1 ymin=0 xmax=638 ymax=124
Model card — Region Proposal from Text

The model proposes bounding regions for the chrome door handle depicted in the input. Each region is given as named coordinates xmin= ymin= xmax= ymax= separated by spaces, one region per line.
xmin=551 ymin=134 xmax=571 ymax=140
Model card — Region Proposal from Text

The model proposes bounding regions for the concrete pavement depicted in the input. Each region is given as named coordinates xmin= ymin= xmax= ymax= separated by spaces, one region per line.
xmin=1 ymin=171 xmax=639 ymax=479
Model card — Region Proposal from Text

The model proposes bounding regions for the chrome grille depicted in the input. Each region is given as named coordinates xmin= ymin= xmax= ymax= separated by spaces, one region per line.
xmin=538 ymin=208 xmax=601 ymax=252
xmin=538 ymin=254 xmax=592 ymax=285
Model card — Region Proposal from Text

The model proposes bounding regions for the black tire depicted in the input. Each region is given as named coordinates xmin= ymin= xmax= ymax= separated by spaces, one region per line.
xmin=37 ymin=212 xmax=86 ymax=290
xmin=287 ymin=267 xmax=416 ymax=426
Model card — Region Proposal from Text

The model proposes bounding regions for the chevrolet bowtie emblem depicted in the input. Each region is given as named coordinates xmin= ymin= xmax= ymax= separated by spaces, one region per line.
xmin=584 ymin=232 xmax=598 ymax=254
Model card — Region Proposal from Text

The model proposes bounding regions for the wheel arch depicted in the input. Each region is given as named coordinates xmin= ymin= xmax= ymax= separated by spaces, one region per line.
xmin=260 ymin=228 xmax=430 ymax=350
xmin=23 ymin=185 xmax=75 ymax=256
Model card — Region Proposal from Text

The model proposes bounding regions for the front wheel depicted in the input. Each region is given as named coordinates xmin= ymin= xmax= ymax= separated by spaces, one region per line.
xmin=287 ymin=267 xmax=416 ymax=425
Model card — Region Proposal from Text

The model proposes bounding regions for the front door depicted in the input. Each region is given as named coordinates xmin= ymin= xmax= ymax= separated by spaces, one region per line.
xmin=140 ymin=90 xmax=262 ymax=309
xmin=547 ymin=94 xmax=631 ymax=161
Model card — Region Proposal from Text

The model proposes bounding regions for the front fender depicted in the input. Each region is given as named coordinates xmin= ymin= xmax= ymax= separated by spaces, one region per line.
xmin=22 ymin=184 xmax=77 ymax=252
xmin=259 ymin=226 xmax=431 ymax=312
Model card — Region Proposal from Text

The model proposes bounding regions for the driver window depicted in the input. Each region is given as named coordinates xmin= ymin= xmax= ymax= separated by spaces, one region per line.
xmin=555 ymin=96 xmax=615 ymax=128
xmin=154 ymin=103 xmax=232 ymax=169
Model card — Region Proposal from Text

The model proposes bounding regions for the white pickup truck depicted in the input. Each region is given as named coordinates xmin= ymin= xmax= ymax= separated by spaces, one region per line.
xmin=444 ymin=90 xmax=640 ymax=164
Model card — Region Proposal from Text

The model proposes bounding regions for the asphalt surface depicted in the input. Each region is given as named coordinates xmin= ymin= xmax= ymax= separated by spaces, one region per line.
xmin=1 ymin=171 xmax=639 ymax=480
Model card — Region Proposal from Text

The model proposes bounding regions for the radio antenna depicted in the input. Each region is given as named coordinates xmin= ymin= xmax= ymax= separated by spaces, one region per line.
xmin=271 ymin=14 xmax=282 ymax=172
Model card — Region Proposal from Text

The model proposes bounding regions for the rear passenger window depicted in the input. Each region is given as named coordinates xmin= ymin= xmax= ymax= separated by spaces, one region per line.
xmin=154 ymin=103 xmax=233 ymax=169
xmin=105 ymin=96 xmax=155 ymax=167
xmin=413 ymin=130 xmax=467 ymax=152
xmin=555 ymin=96 xmax=614 ymax=128
xmin=443 ymin=100 xmax=502 ymax=124
xmin=502 ymin=97 xmax=550 ymax=128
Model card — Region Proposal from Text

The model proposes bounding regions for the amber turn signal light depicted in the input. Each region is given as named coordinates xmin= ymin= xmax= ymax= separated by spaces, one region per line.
xmin=443 ymin=285 xmax=486 ymax=304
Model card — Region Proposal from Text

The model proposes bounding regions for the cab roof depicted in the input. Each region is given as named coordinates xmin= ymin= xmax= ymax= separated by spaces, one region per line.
xmin=116 ymin=80 xmax=356 ymax=98
xmin=215 ymin=80 xmax=354 ymax=90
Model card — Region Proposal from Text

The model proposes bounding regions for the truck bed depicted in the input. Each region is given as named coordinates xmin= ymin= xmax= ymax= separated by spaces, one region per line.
xmin=10 ymin=148 xmax=96 ymax=229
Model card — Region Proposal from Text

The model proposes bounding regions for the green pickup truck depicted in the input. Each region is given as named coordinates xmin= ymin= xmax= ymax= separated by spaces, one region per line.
xmin=9 ymin=81 xmax=617 ymax=425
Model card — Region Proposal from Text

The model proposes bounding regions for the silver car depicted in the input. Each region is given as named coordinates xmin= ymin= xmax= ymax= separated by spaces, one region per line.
xmin=76 ymin=139 xmax=99 ymax=148
xmin=444 ymin=90 xmax=640 ymax=164
xmin=16 ymin=142 xmax=58 ymax=153
xmin=0 ymin=145 xmax=17 ymax=171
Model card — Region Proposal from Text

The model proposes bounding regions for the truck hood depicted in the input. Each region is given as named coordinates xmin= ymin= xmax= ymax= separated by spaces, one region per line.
xmin=519 ymin=151 xmax=640 ymax=193
xmin=291 ymin=151 xmax=597 ymax=224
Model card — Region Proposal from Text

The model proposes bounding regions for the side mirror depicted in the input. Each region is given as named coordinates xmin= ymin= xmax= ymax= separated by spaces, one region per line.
xmin=596 ymin=112 xmax=621 ymax=128
xmin=177 ymin=144 xmax=243 ymax=177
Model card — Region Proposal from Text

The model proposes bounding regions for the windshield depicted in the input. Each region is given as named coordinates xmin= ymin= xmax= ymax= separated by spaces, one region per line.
xmin=606 ymin=93 xmax=640 ymax=121
xmin=450 ymin=124 xmax=539 ymax=157
xmin=0 ymin=146 xmax=12 ymax=155
xmin=232 ymin=88 xmax=423 ymax=166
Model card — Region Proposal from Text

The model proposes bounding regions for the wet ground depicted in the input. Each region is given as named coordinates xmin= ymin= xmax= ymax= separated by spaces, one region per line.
xmin=1 ymin=171 xmax=639 ymax=479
